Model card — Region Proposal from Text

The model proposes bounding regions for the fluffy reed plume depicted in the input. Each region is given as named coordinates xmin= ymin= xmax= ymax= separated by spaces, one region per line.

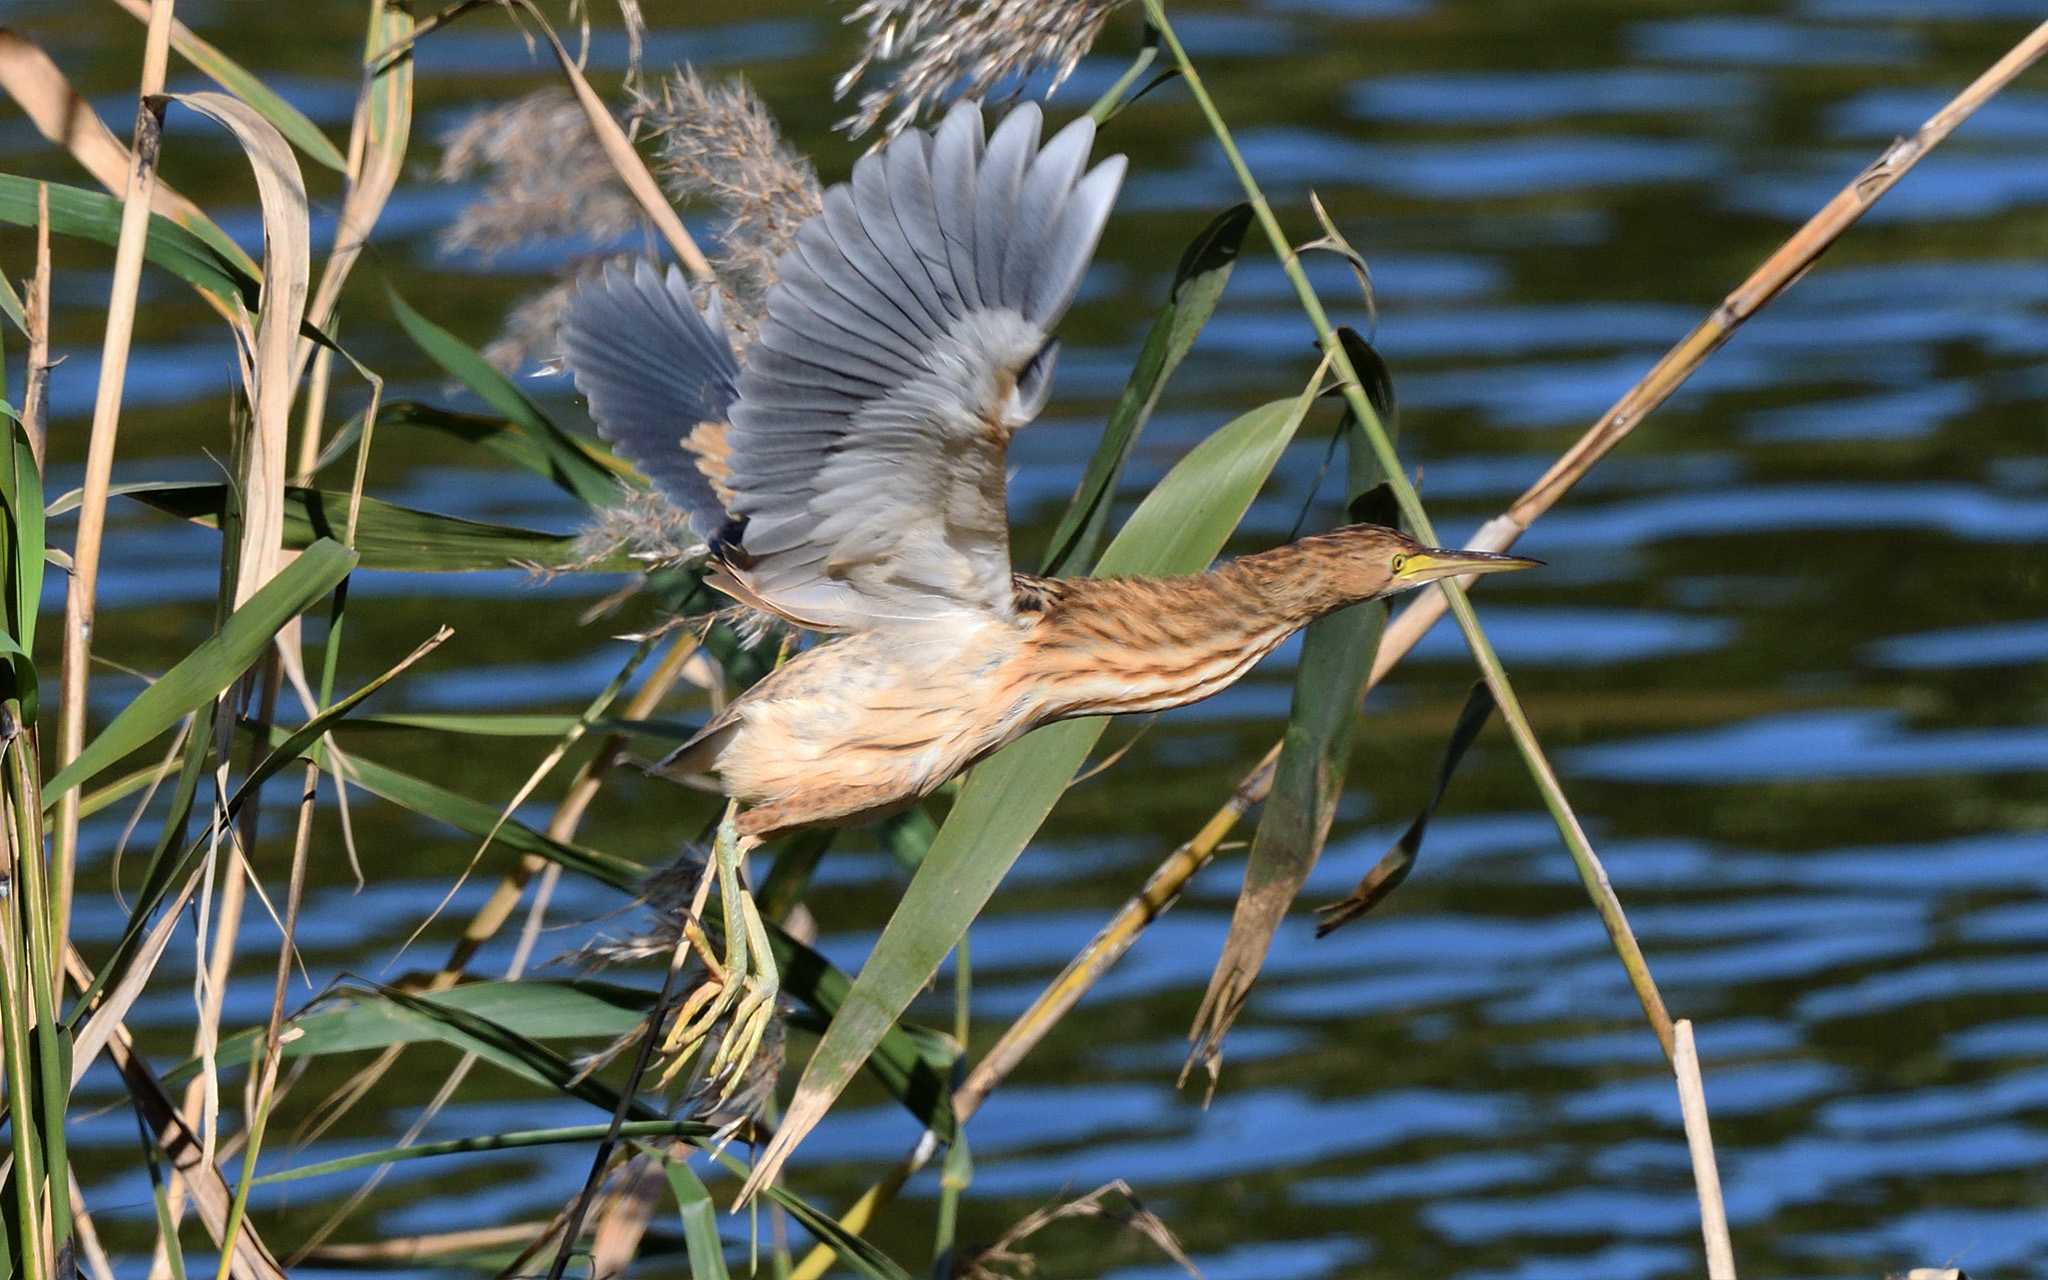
xmin=480 ymin=277 xmax=578 ymax=375
xmin=438 ymin=88 xmax=642 ymax=259
xmin=834 ymin=0 xmax=1126 ymax=139
xmin=574 ymin=484 xmax=705 ymax=566
xmin=638 ymin=66 xmax=822 ymax=333
xmin=438 ymin=89 xmax=644 ymax=373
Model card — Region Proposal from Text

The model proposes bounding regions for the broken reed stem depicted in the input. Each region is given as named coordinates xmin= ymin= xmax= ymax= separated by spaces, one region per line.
xmin=54 ymin=0 xmax=177 ymax=1038
xmin=1674 ymin=1021 xmax=1736 ymax=1280
xmin=1369 ymin=16 xmax=2048 ymax=690
xmin=1143 ymin=0 xmax=1675 ymax=1059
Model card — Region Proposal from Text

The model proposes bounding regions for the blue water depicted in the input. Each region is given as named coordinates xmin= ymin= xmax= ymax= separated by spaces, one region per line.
xmin=8 ymin=0 xmax=2048 ymax=1276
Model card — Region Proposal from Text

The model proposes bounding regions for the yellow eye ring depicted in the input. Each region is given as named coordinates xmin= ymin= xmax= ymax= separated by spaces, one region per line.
xmin=1390 ymin=553 xmax=1408 ymax=574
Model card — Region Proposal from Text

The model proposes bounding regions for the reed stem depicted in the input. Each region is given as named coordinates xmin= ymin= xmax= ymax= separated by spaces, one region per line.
xmin=1674 ymin=1021 xmax=1737 ymax=1280
xmin=54 ymin=0 xmax=178 ymax=1071
xmin=1141 ymin=0 xmax=1674 ymax=1058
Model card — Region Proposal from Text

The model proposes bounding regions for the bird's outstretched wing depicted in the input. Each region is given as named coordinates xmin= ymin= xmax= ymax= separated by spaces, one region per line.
xmin=562 ymin=262 xmax=741 ymax=544
xmin=564 ymin=99 xmax=1124 ymax=631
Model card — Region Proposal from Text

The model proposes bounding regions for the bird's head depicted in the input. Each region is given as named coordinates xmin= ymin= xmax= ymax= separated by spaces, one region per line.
xmin=1311 ymin=523 xmax=1542 ymax=603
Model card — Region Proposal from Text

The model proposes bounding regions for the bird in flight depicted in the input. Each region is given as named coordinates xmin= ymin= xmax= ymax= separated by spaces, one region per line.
xmin=562 ymin=98 xmax=1534 ymax=1097
xmin=566 ymin=96 xmax=1535 ymax=840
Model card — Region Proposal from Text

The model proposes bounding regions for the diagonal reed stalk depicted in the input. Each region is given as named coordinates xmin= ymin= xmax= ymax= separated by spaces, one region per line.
xmin=787 ymin=24 xmax=2048 ymax=1267
xmin=1140 ymin=0 xmax=1675 ymax=1058
xmin=52 ymin=0 xmax=176 ymax=1055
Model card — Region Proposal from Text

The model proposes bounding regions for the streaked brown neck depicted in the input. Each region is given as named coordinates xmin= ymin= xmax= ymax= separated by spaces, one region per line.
xmin=1014 ymin=532 xmax=1382 ymax=720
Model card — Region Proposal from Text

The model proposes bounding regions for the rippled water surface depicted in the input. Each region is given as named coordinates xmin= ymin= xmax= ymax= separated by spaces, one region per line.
xmin=9 ymin=1 xmax=2048 ymax=1276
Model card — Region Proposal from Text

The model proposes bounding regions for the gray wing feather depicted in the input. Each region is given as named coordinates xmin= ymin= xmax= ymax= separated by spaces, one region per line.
xmin=561 ymin=262 xmax=737 ymax=541
xmin=849 ymin=153 xmax=953 ymax=331
xmin=1028 ymin=155 xmax=1127 ymax=326
xmin=973 ymin=104 xmax=1040 ymax=308
xmin=881 ymin=132 xmax=965 ymax=319
xmin=718 ymin=100 xmax=1125 ymax=632
xmin=930 ymin=100 xmax=987 ymax=311
xmin=1005 ymin=115 xmax=1094 ymax=310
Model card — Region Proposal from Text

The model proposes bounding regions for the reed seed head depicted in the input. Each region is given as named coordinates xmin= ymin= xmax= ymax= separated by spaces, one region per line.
xmin=834 ymin=0 xmax=1127 ymax=139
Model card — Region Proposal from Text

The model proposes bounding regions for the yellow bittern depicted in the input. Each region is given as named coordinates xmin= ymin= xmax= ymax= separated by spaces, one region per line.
xmin=562 ymin=99 xmax=1534 ymax=1091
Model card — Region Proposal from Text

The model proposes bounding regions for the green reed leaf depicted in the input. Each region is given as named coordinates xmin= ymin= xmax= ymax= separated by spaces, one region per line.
xmin=761 ymin=377 xmax=1327 ymax=1191
xmin=0 ymin=414 xmax=43 ymax=718
xmin=0 ymin=174 xmax=249 ymax=309
xmin=312 ymin=400 xmax=634 ymax=487
xmin=40 ymin=539 xmax=356 ymax=807
xmin=1041 ymin=203 xmax=1252 ymax=576
xmin=1186 ymin=331 xmax=1398 ymax=1079
xmin=663 ymin=1160 xmax=732 ymax=1280
xmin=170 ymin=980 xmax=654 ymax=1081
xmin=147 ymin=6 xmax=349 ymax=172
xmin=297 ymin=746 xmax=956 ymax=1138
xmin=1316 ymin=680 xmax=1497 ymax=937
xmin=113 ymin=480 xmax=636 ymax=572
xmin=253 ymin=1121 xmax=715 ymax=1187
xmin=388 ymin=287 xmax=622 ymax=507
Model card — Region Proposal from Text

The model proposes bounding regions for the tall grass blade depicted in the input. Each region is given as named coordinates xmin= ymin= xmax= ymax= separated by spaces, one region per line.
xmin=1183 ymin=332 xmax=1395 ymax=1085
xmin=1040 ymin=203 xmax=1252 ymax=575
xmin=748 ymin=369 xmax=1330 ymax=1199
xmin=1315 ymin=681 xmax=1496 ymax=937
xmin=388 ymin=287 xmax=620 ymax=507
xmin=104 ymin=0 xmax=348 ymax=172
xmin=249 ymin=1121 xmax=716 ymax=1187
xmin=0 ymin=415 xmax=43 ymax=719
xmin=41 ymin=539 xmax=356 ymax=807
xmin=662 ymin=1160 xmax=731 ymax=1280
xmin=114 ymin=481 xmax=636 ymax=572
xmin=0 ymin=174 xmax=249 ymax=310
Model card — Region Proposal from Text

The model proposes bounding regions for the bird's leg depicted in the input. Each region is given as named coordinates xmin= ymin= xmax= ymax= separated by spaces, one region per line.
xmin=655 ymin=811 xmax=745 ymax=1088
xmin=654 ymin=810 xmax=779 ymax=1100
xmin=704 ymin=829 xmax=779 ymax=1103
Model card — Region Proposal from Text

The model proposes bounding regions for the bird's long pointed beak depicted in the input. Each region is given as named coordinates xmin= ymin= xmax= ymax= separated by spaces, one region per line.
xmin=1398 ymin=547 xmax=1543 ymax=585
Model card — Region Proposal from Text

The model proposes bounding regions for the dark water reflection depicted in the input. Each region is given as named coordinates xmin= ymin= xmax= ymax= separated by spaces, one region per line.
xmin=8 ymin=0 xmax=2048 ymax=1276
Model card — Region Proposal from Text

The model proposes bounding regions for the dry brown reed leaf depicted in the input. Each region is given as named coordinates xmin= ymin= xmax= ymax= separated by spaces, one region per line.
xmin=0 ymin=29 xmax=257 ymax=278
xmin=171 ymin=91 xmax=311 ymax=606
xmin=293 ymin=0 xmax=412 ymax=387
xmin=588 ymin=1154 xmax=668 ymax=1279
xmin=23 ymin=182 xmax=50 ymax=471
xmin=53 ymin=0 xmax=175 ymax=1097
xmin=641 ymin=66 xmax=821 ymax=326
xmin=961 ymin=1180 xmax=1202 ymax=1280
xmin=834 ymin=0 xmax=1126 ymax=139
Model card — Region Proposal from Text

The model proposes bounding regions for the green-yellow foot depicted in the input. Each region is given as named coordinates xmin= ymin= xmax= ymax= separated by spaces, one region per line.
xmin=655 ymin=810 xmax=779 ymax=1103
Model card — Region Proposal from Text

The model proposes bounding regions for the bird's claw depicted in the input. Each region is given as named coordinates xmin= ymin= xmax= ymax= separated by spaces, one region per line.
xmin=655 ymin=812 xmax=779 ymax=1102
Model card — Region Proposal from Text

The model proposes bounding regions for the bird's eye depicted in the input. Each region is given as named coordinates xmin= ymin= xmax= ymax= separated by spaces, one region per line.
xmin=1391 ymin=553 xmax=1408 ymax=573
